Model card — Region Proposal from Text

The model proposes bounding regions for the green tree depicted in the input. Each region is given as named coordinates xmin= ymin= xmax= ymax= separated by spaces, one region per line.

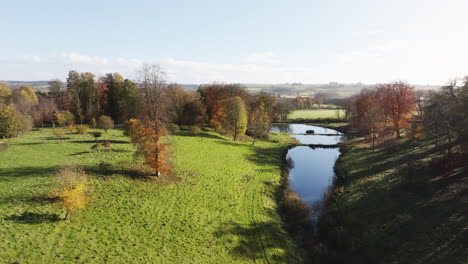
xmin=224 ymin=96 xmax=248 ymax=141
xmin=0 ymin=82 xmax=12 ymax=105
xmin=0 ymin=105 xmax=32 ymax=138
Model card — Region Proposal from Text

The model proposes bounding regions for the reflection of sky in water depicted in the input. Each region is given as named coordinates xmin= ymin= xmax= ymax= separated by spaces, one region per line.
xmin=275 ymin=123 xmax=345 ymax=224
xmin=271 ymin=124 xmax=342 ymax=135
xmin=287 ymin=146 xmax=340 ymax=206
xmin=291 ymin=135 xmax=344 ymax=145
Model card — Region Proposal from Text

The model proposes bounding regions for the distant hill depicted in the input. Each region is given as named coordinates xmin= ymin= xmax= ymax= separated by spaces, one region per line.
xmin=1 ymin=80 xmax=441 ymax=98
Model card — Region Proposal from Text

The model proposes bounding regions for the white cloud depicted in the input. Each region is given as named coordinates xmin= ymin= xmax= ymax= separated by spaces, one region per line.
xmin=0 ymin=47 xmax=467 ymax=85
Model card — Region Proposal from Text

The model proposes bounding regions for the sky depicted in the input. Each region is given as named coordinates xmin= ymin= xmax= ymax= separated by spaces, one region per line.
xmin=1 ymin=0 xmax=468 ymax=84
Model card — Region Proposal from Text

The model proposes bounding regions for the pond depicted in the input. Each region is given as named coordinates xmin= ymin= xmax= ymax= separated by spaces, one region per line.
xmin=271 ymin=123 xmax=344 ymax=223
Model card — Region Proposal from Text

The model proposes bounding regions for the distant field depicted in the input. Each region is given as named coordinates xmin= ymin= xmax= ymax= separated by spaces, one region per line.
xmin=288 ymin=109 xmax=345 ymax=120
xmin=0 ymin=128 xmax=304 ymax=263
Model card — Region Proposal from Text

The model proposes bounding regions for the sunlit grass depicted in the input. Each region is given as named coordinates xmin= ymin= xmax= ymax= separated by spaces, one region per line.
xmin=0 ymin=128 xmax=305 ymax=263
xmin=288 ymin=109 xmax=345 ymax=120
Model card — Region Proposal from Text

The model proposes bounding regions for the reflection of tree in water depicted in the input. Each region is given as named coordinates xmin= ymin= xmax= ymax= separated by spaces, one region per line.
xmin=270 ymin=124 xmax=292 ymax=133
xmin=286 ymin=156 xmax=295 ymax=170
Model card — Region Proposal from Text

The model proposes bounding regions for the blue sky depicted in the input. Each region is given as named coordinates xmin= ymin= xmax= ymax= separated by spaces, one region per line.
xmin=1 ymin=0 xmax=468 ymax=84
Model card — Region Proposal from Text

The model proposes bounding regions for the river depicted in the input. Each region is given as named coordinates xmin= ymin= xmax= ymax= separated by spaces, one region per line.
xmin=271 ymin=123 xmax=345 ymax=223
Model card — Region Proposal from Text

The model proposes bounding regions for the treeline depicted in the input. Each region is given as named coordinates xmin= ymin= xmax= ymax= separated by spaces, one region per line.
xmin=0 ymin=64 xmax=295 ymax=174
xmin=342 ymin=80 xmax=468 ymax=159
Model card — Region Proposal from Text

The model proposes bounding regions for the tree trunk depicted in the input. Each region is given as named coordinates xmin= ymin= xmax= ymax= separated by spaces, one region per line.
xmin=64 ymin=211 xmax=71 ymax=221
xmin=252 ymin=137 xmax=256 ymax=145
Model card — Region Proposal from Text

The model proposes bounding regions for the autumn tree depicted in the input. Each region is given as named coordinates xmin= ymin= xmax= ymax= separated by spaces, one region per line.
xmin=97 ymin=115 xmax=115 ymax=133
xmin=224 ymin=96 xmax=248 ymax=141
xmin=377 ymin=82 xmax=416 ymax=138
xmin=53 ymin=166 xmax=88 ymax=220
xmin=131 ymin=64 xmax=173 ymax=176
xmin=199 ymin=83 xmax=248 ymax=128
xmin=0 ymin=82 xmax=12 ymax=105
xmin=248 ymin=105 xmax=270 ymax=145
xmin=34 ymin=95 xmax=57 ymax=127
xmin=0 ymin=105 xmax=33 ymax=138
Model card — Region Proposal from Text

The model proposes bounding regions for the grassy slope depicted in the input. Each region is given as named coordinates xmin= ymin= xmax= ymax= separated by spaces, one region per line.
xmin=288 ymin=109 xmax=345 ymax=120
xmin=0 ymin=128 xmax=304 ymax=264
xmin=323 ymin=137 xmax=468 ymax=263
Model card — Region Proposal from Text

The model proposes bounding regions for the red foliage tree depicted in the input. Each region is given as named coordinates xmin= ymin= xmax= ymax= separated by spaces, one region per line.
xmin=378 ymin=82 xmax=416 ymax=138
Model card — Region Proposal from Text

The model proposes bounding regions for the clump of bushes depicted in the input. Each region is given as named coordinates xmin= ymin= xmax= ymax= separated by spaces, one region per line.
xmin=124 ymin=119 xmax=140 ymax=139
xmin=167 ymin=123 xmax=180 ymax=133
xmin=306 ymin=130 xmax=315 ymax=134
xmin=52 ymin=166 xmax=89 ymax=220
xmin=189 ymin=125 xmax=201 ymax=134
xmin=0 ymin=105 xmax=33 ymax=138
xmin=91 ymin=140 xmax=112 ymax=152
xmin=67 ymin=124 xmax=76 ymax=133
xmin=53 ymin=128 xmax=66 ymax=141
xmin=76 ymin=125 xmax=89 ymax=135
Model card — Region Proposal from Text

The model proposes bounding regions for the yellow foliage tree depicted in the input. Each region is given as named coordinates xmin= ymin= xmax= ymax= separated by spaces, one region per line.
xmin=53 ymin=166 xmax=88 ymax=220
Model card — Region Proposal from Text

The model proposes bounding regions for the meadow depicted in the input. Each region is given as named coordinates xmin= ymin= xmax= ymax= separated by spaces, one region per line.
xmin=0 ymin=128 xmax=305 ymax=263
xmin=288 ymin=109 xmax=345 ymax=120
xmin=320 ymin=137 xmax=468 ymax=263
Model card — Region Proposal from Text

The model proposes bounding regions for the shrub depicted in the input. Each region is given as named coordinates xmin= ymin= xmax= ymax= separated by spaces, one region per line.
xmin=167 ymin=123 xmax=180 ymax=133
xmin=189 ymin=125 xmax=201 ymax=134
xmin=124 ymin=119 xmax=140 ymax=139
xmin=53 ymin=129 xmax=66 ymax=141
xmin=97 ymin=115 xmax=114 ymax=133
xmin=102 ymin=140 xmax=111 ymax=149
xmin=76 ymin=125 xmax=89 ymax=135
xmin=52 ymin=166 xmax=88 ymax=220
xmin=209 ymin=119 xmax=222 ymax=133
xmin=0 ymin=105 xmax=32 ymax=138
xmin=53 ymin=112 xmax=67 ymax=126
xmin=91 ymin=118 xmax=97 ymax=128
xmin=91 ymin=140 xmax=112 ymax=152
xmin=62 ymin=110 xmax=75 ymax=125
xmin=67 ymin=124 xmax=76 ymax=133
xmin=305 ymin=130 xmax=315 ymax=134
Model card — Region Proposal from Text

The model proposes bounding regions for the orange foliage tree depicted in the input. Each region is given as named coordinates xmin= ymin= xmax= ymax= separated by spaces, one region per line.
xmin=132 ymin=64 xmax=173 ymax=176
xmin=378 ymin=82 xmax=416 ymax=138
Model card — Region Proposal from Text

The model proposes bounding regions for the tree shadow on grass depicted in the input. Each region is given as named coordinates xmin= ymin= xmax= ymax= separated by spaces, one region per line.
xmin=9 ymin=142 xmax=44 ymax=146
xmin=0 ymin=194 xmax=58 ymax=205
xmin=172 ymin=131 xmax=227 ymax=140
xmin=214 ymin=221 xmax=302 ymax=263
xmin=0 ymin=166 xmax=56 ymax=181
xmin=5 ymin=212 xmax=61 ymax=224
xmin=69 ymin=139 xmax=129 ymax=144
xmin=68 ymin=149 xmax=130 ymax=156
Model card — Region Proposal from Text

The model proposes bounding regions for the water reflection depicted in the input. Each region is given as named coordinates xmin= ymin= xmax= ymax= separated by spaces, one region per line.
xmin=276 ymin=123 xmax=344 ymax=225
xmin=271 ymin=123 xmax=342 ymax=135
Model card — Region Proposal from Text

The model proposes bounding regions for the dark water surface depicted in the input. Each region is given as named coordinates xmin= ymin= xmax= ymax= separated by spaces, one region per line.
xmin=271 ymin=123 xmax=343 ymax=219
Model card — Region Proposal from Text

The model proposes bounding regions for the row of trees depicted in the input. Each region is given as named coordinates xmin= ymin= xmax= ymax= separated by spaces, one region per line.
xmin=0 ymin=64 xmax=295 ymax=176
xmin=345 ymin=80 xmax=468 ymax=157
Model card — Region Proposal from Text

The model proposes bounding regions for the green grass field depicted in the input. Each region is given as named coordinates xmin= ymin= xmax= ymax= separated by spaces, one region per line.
xmin=0 ymin=128 xmax=304 ymax=263
xmin=288 ymin=109 xmax=345 ymax=120
xmin=321 ymin=137 xmax=468 ymax=263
